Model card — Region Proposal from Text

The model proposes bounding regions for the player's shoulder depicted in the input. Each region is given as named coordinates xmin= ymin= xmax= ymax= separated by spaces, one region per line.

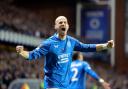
xmin=71 ymin=60 xmax=83 ymax=67
xmin=67 ymin=35 xmax=76 ymax=40
xmin=82 ymin=61 xmax=90 ymax=66
xmin=39 ymin=38 xmax=53 ymax=47
xmin=40 ymin=39 xmax=50 ymax=44
xmin=67 ymin=35 xmax=79 ymax=42
xmin=42 ymin=35 xmax=57 ymax=43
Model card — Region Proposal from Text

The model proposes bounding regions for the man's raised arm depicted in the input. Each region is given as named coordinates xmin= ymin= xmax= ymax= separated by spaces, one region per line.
xmin=96 ymin=40 xmax=114 ymax=52
xmin=16 ymin=45 xmax=29 ymax=59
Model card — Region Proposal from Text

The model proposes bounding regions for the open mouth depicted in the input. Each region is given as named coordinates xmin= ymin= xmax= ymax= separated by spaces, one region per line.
xmin=61 ymin=28 xmax=66 ymax=31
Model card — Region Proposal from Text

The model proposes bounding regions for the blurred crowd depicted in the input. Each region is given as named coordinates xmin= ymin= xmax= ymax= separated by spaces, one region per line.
xmin=0 ymin=49 xmax=44 ymax=89
xmin=0 ymin=2 xmax=76 ymax=39
xmin=0 ymin=2 xmax=55 ymax=38
xmin=87 ymin=64 xmax=128 ymax=89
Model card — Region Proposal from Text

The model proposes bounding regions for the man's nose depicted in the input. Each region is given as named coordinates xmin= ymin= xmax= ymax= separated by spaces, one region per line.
xmin=61 ymin=22 xmax=65 ymax=26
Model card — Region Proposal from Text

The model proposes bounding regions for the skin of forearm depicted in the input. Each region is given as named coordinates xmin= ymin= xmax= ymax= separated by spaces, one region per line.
xmin=19 ymin=51 xmax=29 ymax=59
xmin=96 ymin=43 xmax=108 ymax=52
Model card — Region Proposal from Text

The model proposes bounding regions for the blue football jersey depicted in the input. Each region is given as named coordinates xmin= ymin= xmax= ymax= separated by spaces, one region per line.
xmin=69 ymin=60 xmax=100 ymax=89
xmin=28 ymin=33 xmax=96 ymax=89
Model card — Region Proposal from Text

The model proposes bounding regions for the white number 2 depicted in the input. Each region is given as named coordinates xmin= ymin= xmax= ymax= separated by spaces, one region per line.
xmin=71 ymin=68 xmax=78 ymax=81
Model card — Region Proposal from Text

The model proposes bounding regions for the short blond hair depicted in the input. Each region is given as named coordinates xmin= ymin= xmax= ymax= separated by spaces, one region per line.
xmin=55 ymin=16 xmax=67 ymax=24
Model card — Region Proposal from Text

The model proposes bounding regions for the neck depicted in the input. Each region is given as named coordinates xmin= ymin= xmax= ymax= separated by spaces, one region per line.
xmin=57 ymin=34 xmax=66 ymax=40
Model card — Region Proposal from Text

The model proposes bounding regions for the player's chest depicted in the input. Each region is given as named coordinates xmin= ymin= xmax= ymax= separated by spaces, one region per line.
xmin=50 ymin=40 xmax=73 ymax=54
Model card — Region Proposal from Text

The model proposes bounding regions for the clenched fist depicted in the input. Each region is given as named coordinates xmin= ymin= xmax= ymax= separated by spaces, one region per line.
xmin=16 ymin=45 xmax=29 ymax=59
xmin=107 ymin=40 xmax=114 ymax=48
xmin=16 ymin=45 xmax=24 ymax=53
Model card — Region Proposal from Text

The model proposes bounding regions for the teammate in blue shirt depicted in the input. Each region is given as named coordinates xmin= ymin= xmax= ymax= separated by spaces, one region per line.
xmin=16 ymin=16 xmax=114 ymax=89
xmin=69 ymin=52 xmax=110 ymax=89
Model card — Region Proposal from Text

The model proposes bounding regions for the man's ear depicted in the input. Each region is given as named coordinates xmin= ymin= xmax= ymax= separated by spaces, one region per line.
xmin=66 ymin=24 xmax=69 ymax=30
xmin=54 ymin=25 xmax=58 ymax=32
xmin=54 ymin=24 xmax=57 ymax=30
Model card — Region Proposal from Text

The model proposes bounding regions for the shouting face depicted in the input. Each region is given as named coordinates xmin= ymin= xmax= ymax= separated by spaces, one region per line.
xmin=55 ymin=16 xmax=69 ymax=36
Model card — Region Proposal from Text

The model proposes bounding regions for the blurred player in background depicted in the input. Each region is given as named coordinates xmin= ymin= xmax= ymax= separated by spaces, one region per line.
xmin=16 ymin=16 xmax=114 ymax=89
xmin=69 ymin=52 xmax=110 ymax=89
